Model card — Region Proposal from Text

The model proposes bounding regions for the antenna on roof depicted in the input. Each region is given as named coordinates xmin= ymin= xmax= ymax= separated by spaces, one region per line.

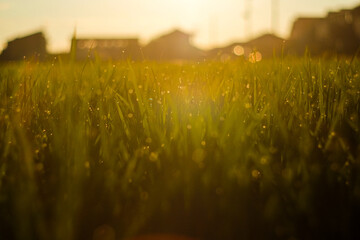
xmin=70 ymin=26 xmax=77 ymax=61
xmin=72 ymin=26 xmax=77 ymax=40
xmin=244 ymin=0 xmax=253 ymax=40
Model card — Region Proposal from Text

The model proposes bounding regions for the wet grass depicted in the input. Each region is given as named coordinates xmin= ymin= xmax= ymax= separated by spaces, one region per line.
xmin=0 ymin=57 xmax=359 ymax=240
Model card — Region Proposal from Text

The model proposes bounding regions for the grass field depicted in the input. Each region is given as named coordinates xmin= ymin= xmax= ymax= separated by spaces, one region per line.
xmin=0 ymin=57 xmax=359 ymax=240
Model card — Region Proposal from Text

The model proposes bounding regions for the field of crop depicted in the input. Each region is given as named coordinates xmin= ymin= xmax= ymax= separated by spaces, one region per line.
xmin=0 ymin=57 xmax=359 ymax=240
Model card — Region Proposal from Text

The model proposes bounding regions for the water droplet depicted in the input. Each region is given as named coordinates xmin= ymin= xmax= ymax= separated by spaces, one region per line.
xmin=251 ymin=169 xmax=261 ymax=179
xmin=260 ymin=157 xmax=268 ymax=165
xmin=84 ymin=161 xmax=90 ymax=169
xmin=245 ymin=103 xmax=252 ymax=109
xmin=149 ymin=152 xmax=158 ymax=162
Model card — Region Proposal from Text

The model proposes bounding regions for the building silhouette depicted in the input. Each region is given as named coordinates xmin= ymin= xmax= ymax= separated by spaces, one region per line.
xmin=70 ymin=36 xmax=141 ymax=61
xmin=142 ymin=29 xmax=205 ymax=61
xmin=207 ymin=33 xmax=284 ymax=60
xmin=288 ymin=5 xmax=360 ymax=55
xmin=0 ymin=32 xmax=47 ymax=61
xmin=2 ymin=4 xmax=360 ymax=62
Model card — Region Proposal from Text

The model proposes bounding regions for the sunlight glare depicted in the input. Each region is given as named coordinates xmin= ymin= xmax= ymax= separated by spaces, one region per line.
xmin=248 ymin=51 xmax=262 ymax=63
xmin=233 ymin=45 xmax=244 ymax=56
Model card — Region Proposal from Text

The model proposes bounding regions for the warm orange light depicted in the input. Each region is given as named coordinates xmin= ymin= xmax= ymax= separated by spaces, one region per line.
xmin=248 ymin=51 xmax=262 ymax=63
xmin=233 ymin=45 xmax=244 ymax=56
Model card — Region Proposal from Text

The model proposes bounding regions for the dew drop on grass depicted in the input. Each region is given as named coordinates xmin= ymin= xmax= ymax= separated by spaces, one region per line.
xmin=260 ymin=157 xmax=268 ymax=165
xmin=251 ymin=169 xmax=261 ymax=179
xmin=149 ymin=152 xmax=158 ymax=162
xmin=84 ymin=161 xmax=90 ymax=169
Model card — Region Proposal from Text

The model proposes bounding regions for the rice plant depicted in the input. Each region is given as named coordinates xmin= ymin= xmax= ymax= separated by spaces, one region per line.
xmin=0 ymin=57 xmax=359 ymax=240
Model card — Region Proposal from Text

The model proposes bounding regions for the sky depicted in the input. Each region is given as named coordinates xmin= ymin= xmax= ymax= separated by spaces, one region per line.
xmin=0 ymin=0 xmax=359 ymax=53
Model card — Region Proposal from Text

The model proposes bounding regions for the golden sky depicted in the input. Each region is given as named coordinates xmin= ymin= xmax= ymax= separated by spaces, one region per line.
xmin=0 ymin=0 xmax=359 ymax=52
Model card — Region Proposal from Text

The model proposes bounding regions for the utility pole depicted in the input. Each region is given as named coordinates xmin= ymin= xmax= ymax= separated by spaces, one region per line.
xmin=271 ymin=0 xmax=279 ymax=34
xmin=70 ymin=26 xmax=77 ymax=61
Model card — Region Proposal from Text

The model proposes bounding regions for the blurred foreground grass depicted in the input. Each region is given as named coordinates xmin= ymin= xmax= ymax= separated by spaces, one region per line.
xmin=0 ymin=57 xmax=359 ymax=240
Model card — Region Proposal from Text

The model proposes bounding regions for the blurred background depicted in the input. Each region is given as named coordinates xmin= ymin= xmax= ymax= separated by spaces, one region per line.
xmin=0 ymin=0 xmax=359 ymax=54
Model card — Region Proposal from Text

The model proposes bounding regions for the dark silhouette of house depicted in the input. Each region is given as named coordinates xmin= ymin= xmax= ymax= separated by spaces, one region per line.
xmin=246 ymin=34 xmax=285 ymax=57
xmin=327 ymin=6 xmax=360 ymax=54
xmin=206 ymin=42 xmax=251 ymax=61
xmin=288 ymin=18 xmax=328 ymax=55
xmin=70 ymin=36 xmax=141 ymax=61
xmin=0 ymin=32 xmax=47 ymax=61
xmin=207 ymin=33 xmax=284 ymax=60
xmin=143 ymin=29 xmax=205 ymax=61
xmin=288 ymin=5 xmax=360 ymax=55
